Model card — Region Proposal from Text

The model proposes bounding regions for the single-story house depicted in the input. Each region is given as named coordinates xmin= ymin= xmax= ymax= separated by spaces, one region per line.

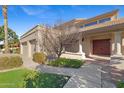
xmin=20 ymin=9 xmax=124 ymax=64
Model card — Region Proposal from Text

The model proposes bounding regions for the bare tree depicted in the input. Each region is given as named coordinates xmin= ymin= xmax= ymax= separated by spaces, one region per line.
xmin=42 ymin=22 xmax=79 ymax=59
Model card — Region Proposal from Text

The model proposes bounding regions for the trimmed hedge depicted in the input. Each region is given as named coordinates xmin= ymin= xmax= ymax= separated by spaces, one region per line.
xmin=0 ymin=56 xmax=23 ymax=70
xmin=33 ymin=52 xmax=46 ymax=64
xmin=48 ymin=58 xmax=84 ymax=68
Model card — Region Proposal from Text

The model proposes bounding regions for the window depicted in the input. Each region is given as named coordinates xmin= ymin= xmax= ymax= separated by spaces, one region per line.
xmin=99 ymin=18 xmax=111 ymax=23
xmin=85 ymin=21 xmax=97 ymax=27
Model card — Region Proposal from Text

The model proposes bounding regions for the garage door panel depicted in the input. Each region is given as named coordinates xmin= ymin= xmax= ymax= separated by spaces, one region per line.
xmin=93 ymin=39 xmax=110 ymax=56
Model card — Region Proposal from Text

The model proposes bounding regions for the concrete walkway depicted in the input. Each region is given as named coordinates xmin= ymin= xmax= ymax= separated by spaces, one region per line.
xmin=22 ymin=56 xmax=116 ymax=88
xmin=0 ymin=67 xmax=22 ymax=73
xmin=36 ymin=63 xmax=116 ymax=88
xmin=36 ymin=64 xmax=102 ymax=88
xmin=64 ymin=64 xmax=102 ymax=88
xmin=22 ymin=56 xmax=39 ymax=69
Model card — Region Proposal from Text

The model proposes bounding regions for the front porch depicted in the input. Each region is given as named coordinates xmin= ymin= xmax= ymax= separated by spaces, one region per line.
xmin=61 ymin=52 xmax=111 ymax=61
xmin=62 ymin=29 xmax=124 ymax=65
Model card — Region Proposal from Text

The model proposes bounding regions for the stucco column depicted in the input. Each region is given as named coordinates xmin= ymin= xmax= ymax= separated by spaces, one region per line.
xmin=110 ymin=31 xmax=124 ymax=64
xmin=37 ymin=32 xmax=40 ymax=52
xmin=20 ymin=43 xmax=23 ymax=54
xmin=62 ymin=46 xmax=66 ymax=53
xmin=27 ymin=41 xmax=31 ymax=57
xmin=113 ymin=31 xmax=122 ymax=56
xmin=79 ymin=34 xmax=85 ymax=59
xmin=37 ymin=30 xmax=42 ymax=52
xmin=37 ymin=41 xmax=41 ymax=52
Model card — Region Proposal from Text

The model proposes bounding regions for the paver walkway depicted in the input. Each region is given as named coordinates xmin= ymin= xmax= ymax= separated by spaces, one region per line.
xmin=85 ymin=58 xmax=116 ymax=88
xmin=22 ymin=56 xmax=116 ymax=88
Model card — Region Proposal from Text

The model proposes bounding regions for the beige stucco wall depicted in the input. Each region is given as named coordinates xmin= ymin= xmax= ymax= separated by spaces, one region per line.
xmin=20 ymin=26 xmax=43 ymax=43
xmin=20 ymin=30 xmax=38 ymax=43
xmin=65 ymin=42 xmax=79 ymax=53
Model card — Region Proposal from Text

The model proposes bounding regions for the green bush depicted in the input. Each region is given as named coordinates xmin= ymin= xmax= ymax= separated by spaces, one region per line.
xmin=0 ymin=56 xmax=23 ymax=70
xmin=117 ymin=81 xmax=124 ymax=88
xmin=33 ymin=52 xmax=46 ymax=64
xmin=22 ymin=71 xmax=70 ymax=88
xmin=48 ymin=58 xmax=84 ymax=68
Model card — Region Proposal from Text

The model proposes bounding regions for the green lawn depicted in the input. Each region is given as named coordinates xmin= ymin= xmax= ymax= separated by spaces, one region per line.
xmin=0 ymin=68 xmax=70 ymax=88
xmin=0 ymin=68 xmax=30 ymax=88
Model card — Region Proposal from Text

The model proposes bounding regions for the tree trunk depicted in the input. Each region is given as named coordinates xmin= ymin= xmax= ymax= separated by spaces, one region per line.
xmin=2 ymin=5 xmax=9 ymax=54
xmin=57 ymin=53 xmax=61 ymax=59
xmin=4 ymin=18 xmax=9 ymax=53
xmin=57 ymin=44 xmax=63 ymax=59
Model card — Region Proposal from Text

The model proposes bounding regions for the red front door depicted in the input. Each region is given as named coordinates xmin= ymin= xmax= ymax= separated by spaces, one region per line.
xmin=93 ymin=39 xmax=111 ymax=56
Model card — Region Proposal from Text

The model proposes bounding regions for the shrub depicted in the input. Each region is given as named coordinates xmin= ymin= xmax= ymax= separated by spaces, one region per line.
xmin=0 ymin=55 xmax=23 ymax=70
xmin=8 ymin=56 xmax=23 ymax=67
xmin=117 ymin=81 xmax=124 ymax=88
xmin=48 ymin=58 xmax=84 ymax=68
xmin=33 ymin=52 xmax=46 ymax=64
xmin=0 ymin=57 xmax=9 ymax=68
xmin=22 ymin=71 xmax=70 ymax=88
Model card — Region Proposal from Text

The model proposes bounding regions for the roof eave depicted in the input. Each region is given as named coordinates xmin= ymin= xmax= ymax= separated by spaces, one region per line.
xmin=79 ymin=22 xmax=124 ymax=35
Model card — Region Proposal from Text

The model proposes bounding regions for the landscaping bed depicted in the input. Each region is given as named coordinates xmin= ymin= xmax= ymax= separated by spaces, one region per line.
xmin=48 ymin=58 xmax=84 ymax=68
xmin=0 ymin=69 xmax=70 ymax=88
xmin=117 ymin=81 xmax=124 ymax=88
xmin=32 ymin=52 xmax=84 ymax=68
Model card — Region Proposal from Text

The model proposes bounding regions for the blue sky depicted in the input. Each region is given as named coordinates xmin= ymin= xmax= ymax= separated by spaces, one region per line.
xmin=0 ymin=5 xmax=124 ymax=37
